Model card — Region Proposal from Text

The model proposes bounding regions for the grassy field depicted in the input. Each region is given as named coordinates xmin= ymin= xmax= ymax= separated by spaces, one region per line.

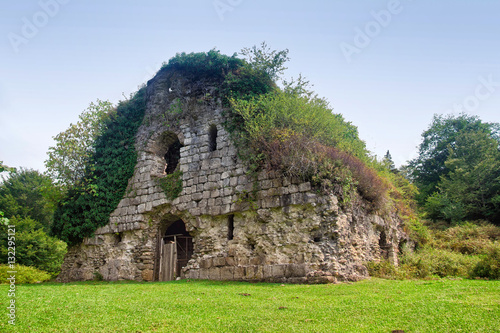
xmin=0 ymin=278 xmax=499 ymax=333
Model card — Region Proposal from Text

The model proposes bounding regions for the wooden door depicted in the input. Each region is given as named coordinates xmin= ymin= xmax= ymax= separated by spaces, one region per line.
xmin=159 ymin=238 xmax=176 ymax=281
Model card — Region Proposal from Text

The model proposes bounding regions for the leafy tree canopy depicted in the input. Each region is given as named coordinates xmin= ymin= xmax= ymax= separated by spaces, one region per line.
xmin=0 ymin=168 xmax=57 ymax=232
xmin=407 ymin=113 xmax=500 ymax=204
xmin=0 ymin=216 xmax=67 ymax=274
xmin=425 ymin=130 xmax=500 ymax=223
xmin=45 ymin=99 xmax=115 ymax=189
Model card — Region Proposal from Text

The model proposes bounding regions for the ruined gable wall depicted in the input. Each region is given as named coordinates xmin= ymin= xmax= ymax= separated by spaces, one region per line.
xmin=57 ymin=68 xmax=406 ymax=283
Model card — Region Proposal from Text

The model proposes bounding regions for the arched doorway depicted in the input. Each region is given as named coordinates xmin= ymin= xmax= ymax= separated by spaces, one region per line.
xmin=158 ymin=219 xmax=193 ymax=281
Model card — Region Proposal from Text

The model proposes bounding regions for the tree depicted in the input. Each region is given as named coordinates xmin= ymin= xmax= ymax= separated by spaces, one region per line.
xmin=0 ymin=161 xmax=16 ymax=174
xmin=51 ymin=90 xmax=146 ymax=245
xmin=429 ymin=131 xmax=500 ymax=222
xmin=407 ymin=113 xmax=499 ymax=205
xmin=45 ymin=99 xmax=115 ymax=188
xmin=0 ymin=216 xmax=67 ymax=274
xmin=0 ymin=168 xmax=57 ymax=232
xmin=383 ymin=150 xmax=398 ymax=173
xmin=240 ymin=42 xmax=290 ymax=81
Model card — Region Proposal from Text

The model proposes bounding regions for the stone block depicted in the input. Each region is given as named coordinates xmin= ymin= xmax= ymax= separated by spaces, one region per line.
xmin=287 ymin=277 xmax=307 ymax=284
xmin=220 ymin=204 xmax=231 ymax=215
xmin=299 ymin=182 xmax=312 ymax=192
xmin=263 ymin=265 xmax=273 ymax=279
xmin=208 ymin=268 xmax=221 ymax=280
xmin=213 ymin=257 xmax=226 ymax=267
xmin=199 ymin=269 xmax=209 ymax=280
xmin=249 ymin=257 xmax=262 ymax=265
xmin=220 ymin=266 xmax=234 ymax=280
xmin=138 ymin=203 xmax=146 ymax=214
xmin=141 ymin=269 xmax=154 ymax=281
xmin=272 ymin=265 xmax=286 ymax=278
xmin=288 ymin=185 xmax=299 ymax=194
xmin=187 ymin=269 xmax=200 ymax=280
xmin=200 ymin=258 xmax=213 ymax=269
xmin=308 ymin=276 xmax=335 ymax=284
xmin=230 ymin=177 xmax=238 ymax=187
xmin=225 ymin=256 xmax=236 ymax=266
xmin=244 ymin=266 xmax=259 ymax=279
xmin=286 ymin=264 xmax=306 ymax=278
xmin=233 ymin=266 xmax=245 ymax=280
xmin=190 ymin=208 xmax=201 ymax=216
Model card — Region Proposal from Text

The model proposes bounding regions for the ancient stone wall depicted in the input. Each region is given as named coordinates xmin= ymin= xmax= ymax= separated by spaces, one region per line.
xmin=57 ymin=68 xmax=407 ymax=283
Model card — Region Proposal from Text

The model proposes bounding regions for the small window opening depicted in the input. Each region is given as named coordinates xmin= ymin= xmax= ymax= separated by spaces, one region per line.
xmin=114 ymin=232 xmax=122 ymax=244
xmin=208 ymin=124 xmax=218 ymax=152
xmin=379 ymin=230 xmax=388 ymax=259
xmin=164 ymin=139 xmax=182 ymax=174
xmin=227 ymin=215 xmax=234 ymax=240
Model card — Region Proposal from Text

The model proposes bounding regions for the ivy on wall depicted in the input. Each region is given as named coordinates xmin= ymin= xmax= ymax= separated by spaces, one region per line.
xmin=51 ymin=88 xmax=146 ymax=245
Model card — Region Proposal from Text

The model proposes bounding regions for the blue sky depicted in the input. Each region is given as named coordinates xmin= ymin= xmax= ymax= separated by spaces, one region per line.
xmin=1 ymin=0 xmax=499 ymax=172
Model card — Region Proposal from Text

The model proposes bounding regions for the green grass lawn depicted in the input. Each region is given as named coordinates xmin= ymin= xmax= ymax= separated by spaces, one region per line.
xmin=0 ymin=278 xmax=499 ymax=332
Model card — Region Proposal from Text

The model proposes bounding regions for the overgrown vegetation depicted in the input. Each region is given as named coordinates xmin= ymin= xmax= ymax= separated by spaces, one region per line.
xmin=51 ymin=88 xmax=146 ymax=245
xmin=157 ymin=170 xmax=183 ymax=201
xmin=368 ymin=221 xmax=500 ymax=280
xmin=221 ymin=44 xmax=398 ymax=210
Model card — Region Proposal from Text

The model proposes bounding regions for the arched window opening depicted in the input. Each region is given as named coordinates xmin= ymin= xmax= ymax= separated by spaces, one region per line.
xmin=208 ymin=124 xmax=218 ymax=152
xmin=164 ymin=139 xmax=182 ymax=174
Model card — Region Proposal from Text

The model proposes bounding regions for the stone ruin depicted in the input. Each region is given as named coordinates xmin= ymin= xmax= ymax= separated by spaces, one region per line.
xmin=57 ymin=65 xmax=408 ymax=284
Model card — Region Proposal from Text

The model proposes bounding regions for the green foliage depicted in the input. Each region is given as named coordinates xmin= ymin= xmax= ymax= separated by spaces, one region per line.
xmin=45 ymin=99 xmax=115 ymax=188
xmin=0 ymin=161 xmax=16 ymax=174
xmin=240 ymin=41 xmax=290 ymax=81
xmin=404 ymin=218 xmax=431 ymax=247
xmin=0 ymin=264 xmax=51 ymax=284
xmin=407 ymin=113 xmax=499 ymax=206
xmin=429 ymin=221 xmax=500 ymax=255
xmin=230 ymin=90 xmax=368 ymax=157
xmin=51 ymin=88 xmax=146 ymax=245
xmin=0 ymin=168 xmax=57 ymax=232
xmin=471 ymin=243 xmax=500 ymax=279
xmin=228 ymin=89 xmax=391 ymax=208
xmin=222 ymin=65 xmax=276 ymax=102
xmin=0 ymin=217 xmax=67 ymax=274
xmin=383 ymin=150 xmax=397 ymax=173
xmin=0 ymin=211 xmax=8 ymax=226
xmin=369 ymin=221 xmax=500 ymax=280
xmin=157 ymin=170 xmax=183 ymax=201
xmin=437 ymin=131 xmax=500 ymax=222
xmin=161 ymin=49 xmax=244 ymax=82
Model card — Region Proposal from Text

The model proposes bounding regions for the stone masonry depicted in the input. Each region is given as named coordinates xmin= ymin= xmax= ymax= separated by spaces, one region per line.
xmin=57 ymin=66 xmax=408 ymax=284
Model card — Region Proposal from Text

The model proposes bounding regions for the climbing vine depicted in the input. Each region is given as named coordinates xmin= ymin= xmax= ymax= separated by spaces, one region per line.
xmin=51 ymin=88 xmax=147 ymax=245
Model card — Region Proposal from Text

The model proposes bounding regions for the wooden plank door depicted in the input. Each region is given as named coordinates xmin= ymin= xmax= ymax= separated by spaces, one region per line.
xmin=159 ymin=238 xmax=176 ymax=281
